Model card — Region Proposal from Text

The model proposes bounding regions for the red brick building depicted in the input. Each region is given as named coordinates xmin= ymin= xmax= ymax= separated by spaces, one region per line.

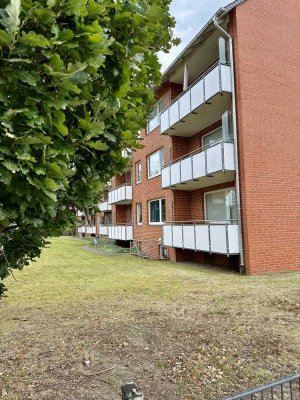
xmin=78 ymin=0 xmax=300 ymax=274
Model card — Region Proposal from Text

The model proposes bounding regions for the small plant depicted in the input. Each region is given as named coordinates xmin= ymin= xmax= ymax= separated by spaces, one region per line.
xmin=89 ymin=238 xmax=130 ymax=254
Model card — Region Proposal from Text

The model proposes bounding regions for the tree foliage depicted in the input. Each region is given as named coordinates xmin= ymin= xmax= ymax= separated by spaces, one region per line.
xmin=0 ymin=0 xmax=178 ymax=296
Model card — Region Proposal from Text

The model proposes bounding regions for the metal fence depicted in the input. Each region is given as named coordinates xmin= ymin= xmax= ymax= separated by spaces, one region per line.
xmin=222 ymin=373 xmax=300 ymax=400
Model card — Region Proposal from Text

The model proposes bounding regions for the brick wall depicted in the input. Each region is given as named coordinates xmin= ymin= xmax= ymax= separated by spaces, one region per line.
xmin=230 ymin=0 xmax=300 ymax=273
xmin=130 ymin=84 xmax=175 ymax=244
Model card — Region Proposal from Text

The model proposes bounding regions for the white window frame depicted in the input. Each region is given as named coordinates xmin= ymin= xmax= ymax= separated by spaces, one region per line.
xmin=136 ymin=161 xmax=142 ymax=184
xmin=147 ymin=148 xmax=164 ymax=179
xmin=147 ymin=99 xmax=163 ymax=135
xmin=201 ymin=126 xmax=223 ymax=148
xmin=148 ymin=198 xmax=165 ymax=225
xmin=136 ymin=202 xmax=142 ymax=225
xmin=204 ymin=187 xmax=236 ymax=222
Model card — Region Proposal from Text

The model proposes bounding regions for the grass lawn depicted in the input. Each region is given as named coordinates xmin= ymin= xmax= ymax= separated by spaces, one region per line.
xmin=0 ymin=237 xmax=299 ymax=400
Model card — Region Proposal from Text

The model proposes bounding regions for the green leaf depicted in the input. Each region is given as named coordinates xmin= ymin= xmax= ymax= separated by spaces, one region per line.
xmin=0 ymin=29 xmax=11 ymax=46
xmin=47 ymin=0 xmax=57 ymax=7
xmin=6 ymin=58 xmax=31 ymax=63
xmin=43 ymin=177 xmax=57 ymax=191
xmin=65 ymin=0 xmax=88 ymax=17
xmin=86 ymin=141 xmax=108 ymax=151
xmin=20 ymin=31 xmax=50 ymax=48
xmin=0 ymin=0 xmax=21 ymax=33
xmin=2 ymin=160 xmax=20 ymax=171
xmin=17 ymin=70 xmax=39 ymax=86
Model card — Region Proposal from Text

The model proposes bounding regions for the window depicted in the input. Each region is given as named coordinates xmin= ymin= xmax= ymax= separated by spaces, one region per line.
xmin=147 ymin=100 xmax=163 ymax=134
xmin=205 ymin=188 xmax=237 ymax=222
xmin=202 ymin=127 xmax=223 ymax=147
xmin=148 ymin=99 xmax=163 ymax=120
xmin=147 ymin=148 xmax=164 ymax=179
xmin=149 ymin=198 xmax=165 ymax=225
xmin=136 ymin=161 xmax=142 ymax=184
xmin=136 ymin=203 xmax=142 ymax=225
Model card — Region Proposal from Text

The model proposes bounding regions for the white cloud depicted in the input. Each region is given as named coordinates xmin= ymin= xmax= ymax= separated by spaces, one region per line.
xmin=159 ymin=0 xmax=231 ymax=72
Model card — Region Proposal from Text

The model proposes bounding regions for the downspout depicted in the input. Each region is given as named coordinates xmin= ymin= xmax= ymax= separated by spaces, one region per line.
xmin=213 ymin=14 xmax=245 ymax=274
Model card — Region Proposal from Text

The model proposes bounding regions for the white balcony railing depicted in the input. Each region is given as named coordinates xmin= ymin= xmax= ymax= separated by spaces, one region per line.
xmin=86 ymin=226 xmax=96 ymax=234
xmin=99 ymin=201 xmax=112 ymax=212
xmin=99 ymin=225 xmax=108 ymax=236
xmin=108 ymin=184 xmax=132 ymax=205
xmin=147 ymin=115 xmax=160 ymax=134
xmin=78 ymin=226 xmax=96 ymax=234
xmin=108 ymin=225 xmax=133 ymax=241
xmin=161 ymin=139 xmax=235 ymax=189
xmin=160 ymin=62 xmax=232 ymax=135
xmin=163 ymin=222 xmax=239 ymax=256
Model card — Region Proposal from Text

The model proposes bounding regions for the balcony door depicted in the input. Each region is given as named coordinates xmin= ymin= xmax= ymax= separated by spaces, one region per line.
xmin=205 ymin=188 xmax=237 ymax=222
xmin=202 ymin=128 xmax=223 ymax=147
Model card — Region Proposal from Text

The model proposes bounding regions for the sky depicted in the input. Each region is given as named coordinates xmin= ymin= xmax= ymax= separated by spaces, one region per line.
xmin=159 ymin=0 xmax=231 ymax=72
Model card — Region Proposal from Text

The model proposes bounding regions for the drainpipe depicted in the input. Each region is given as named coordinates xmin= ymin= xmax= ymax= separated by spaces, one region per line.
xmin=213 ymin=15 xmax=245 ymax=274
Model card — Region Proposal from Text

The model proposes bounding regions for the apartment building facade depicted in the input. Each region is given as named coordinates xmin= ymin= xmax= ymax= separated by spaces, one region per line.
xmin=78 ymin=0 xmax=300 ymax=275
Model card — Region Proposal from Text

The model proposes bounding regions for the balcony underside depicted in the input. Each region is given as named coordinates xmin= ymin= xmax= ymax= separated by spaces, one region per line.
xmin=162 ymin=92 xmax=231 ymax=137
xmin=168 ymin=170 xmax=235 ymax=190
xmin=110 ymin=199 xmax=132 ymax=205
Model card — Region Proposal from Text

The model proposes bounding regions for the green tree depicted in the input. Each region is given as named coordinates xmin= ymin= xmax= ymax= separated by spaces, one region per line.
xmin=0 ymin=0 xmax=178 ymax=296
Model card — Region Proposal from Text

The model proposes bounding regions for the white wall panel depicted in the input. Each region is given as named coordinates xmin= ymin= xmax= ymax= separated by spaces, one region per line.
xmin=180 ymin=157 xmax=193 ymax=183
xmin=204 ymin=66 xmax=220 ymax=101
xmin=179 ymin=91 xmax=191 ymax=119
xmin=183 ymin=225 xmax=195 ymax=250
xmin=190 ymin=79 xmax=204 ymax=110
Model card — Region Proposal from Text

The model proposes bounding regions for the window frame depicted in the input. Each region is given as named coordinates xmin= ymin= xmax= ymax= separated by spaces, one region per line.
xmin=136 ymin=202 xmax=142 ymax=225
xmin=201 ymin=126 xmax=223 ymax=148
xmin=147 ymin=148 xmax=164 ymax=179
xmin=147 ymin=99 xmax=163 ymax=135
xmin=148 ymin=198 xmax=166 ymax=225
xmin=136 ymin=161 xmax=142 ymax=184
xmin=204 ymin=187 xmax=237 ymax=222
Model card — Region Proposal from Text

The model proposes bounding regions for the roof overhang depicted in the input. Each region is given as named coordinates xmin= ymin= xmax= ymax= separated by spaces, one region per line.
xmin=161 ymin=0 xmax=247 ymax=83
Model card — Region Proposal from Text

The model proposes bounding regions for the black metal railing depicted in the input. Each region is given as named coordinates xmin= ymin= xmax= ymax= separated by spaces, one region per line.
xmin=221 ymin=373 xmax=300 ymax=400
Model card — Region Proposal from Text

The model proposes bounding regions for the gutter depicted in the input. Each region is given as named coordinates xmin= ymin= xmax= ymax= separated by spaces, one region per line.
xmin=213 ymin=13 xmax=245 ymax=274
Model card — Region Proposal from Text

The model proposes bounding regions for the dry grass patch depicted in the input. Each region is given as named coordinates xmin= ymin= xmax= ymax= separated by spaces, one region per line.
xmin=0 ymin=237 xmax=299 ymax=399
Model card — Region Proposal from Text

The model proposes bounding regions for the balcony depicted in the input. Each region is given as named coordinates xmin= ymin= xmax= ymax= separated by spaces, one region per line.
xmin=78 ymin=226 xmax=96 ymax=235
xmin=161 ymin=139 xmax=235 ymax=190
xmin=163 ymin=221 xmax=239 ymax=256
xmin=99 ymin=225 xmax=108 ymax=236
xmin=108 ymin=184 xmax=132 ymax=205
xmin=108 ymin=225 xmax=133 ymax=241
xmin=147 ymin=114 xmax=160 ymax=134
xmin=99 ymin=201 xmax=112 ymax=212
xmin=160 ymin=62 xmax=232 ymax=136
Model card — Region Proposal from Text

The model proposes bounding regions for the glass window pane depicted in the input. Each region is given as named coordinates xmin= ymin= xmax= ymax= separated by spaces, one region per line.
xmin=148 ymin=149 xmax=163 ymax=178
xmin=206 ymin=191 xmax=227 ymax=221
xmin=137 ymin=203 xmax=142 ymax=224
xmin=136 ymin=162 xmax=141 ymax=183
xmin=202 ymin=128 xmax=222 ymax=147
xmin=159 ymin=148 xmax=164 ymax=168
xmin=161 ymin=199 xmax=166 ymax=222
xmin=150 ymin=200 xmax=160 ymax=223
xmin=226 ymin=189 xmax=237 ymax=221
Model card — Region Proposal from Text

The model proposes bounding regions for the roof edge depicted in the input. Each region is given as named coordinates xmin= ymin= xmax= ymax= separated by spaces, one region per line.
xmin=161 ymin=0 xmax=247 ymax=80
